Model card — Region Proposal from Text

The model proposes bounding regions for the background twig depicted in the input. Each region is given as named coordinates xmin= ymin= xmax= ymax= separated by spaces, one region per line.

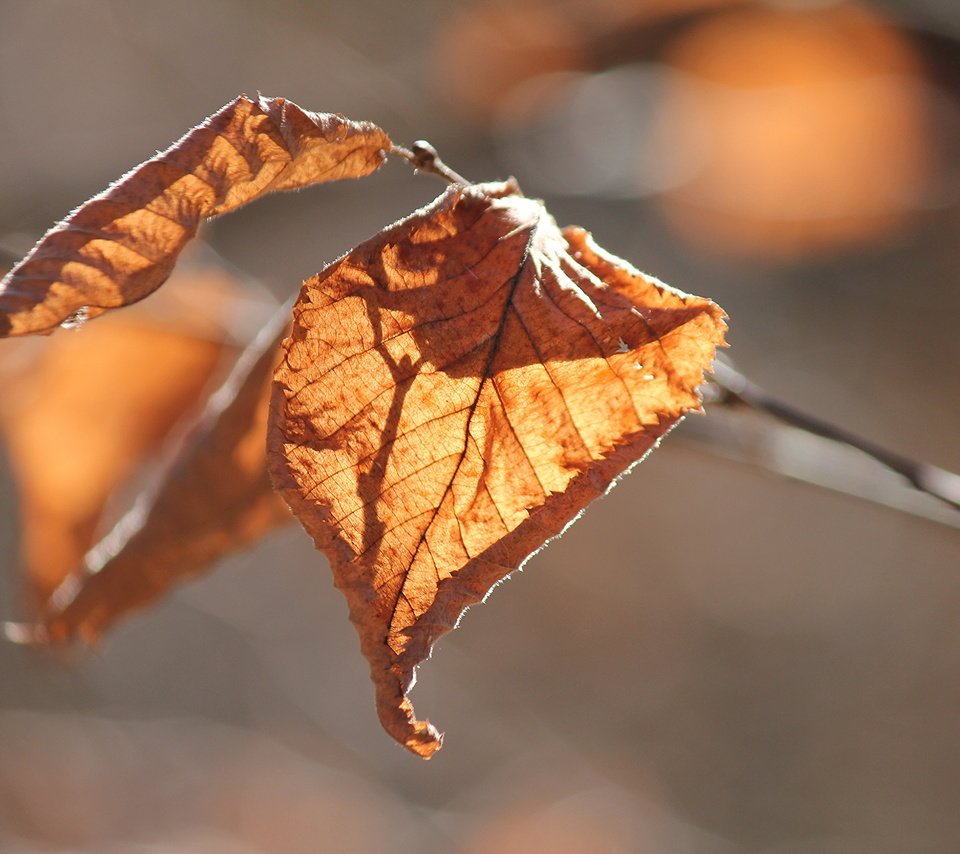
xmin=689 ymin=358 xmax=960 ymax=524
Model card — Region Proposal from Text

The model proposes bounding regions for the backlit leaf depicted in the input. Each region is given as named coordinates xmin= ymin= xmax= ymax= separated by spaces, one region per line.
xmin=0 ymin=95 xmax=391 ymax=336
xmin=268 ymin=180 xmax=726 ymax=757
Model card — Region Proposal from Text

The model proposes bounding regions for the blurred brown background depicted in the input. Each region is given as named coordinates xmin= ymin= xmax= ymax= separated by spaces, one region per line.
xmin=2 ymin=0 xmax=960 ymax=851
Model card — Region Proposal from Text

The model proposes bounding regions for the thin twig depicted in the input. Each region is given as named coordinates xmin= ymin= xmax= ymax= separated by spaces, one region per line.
xmin=708 ymin=359 xmax=960 ymax=513
xmin=390 ymin=141 xmax=471 ymax=186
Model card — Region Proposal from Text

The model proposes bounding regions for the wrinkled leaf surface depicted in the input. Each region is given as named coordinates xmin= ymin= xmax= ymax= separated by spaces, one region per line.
xmin=269 ymin=181 xmax=726 ymax=757
xmin=0 ymin=95 xmax=390 ymax=336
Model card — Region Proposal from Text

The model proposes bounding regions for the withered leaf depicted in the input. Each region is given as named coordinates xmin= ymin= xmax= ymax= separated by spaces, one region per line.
xmin=0 ymin=95 xmax=391 ymax=336
xmin=268 ymin=180 xmax=727 ymax=758
xmin=0 ymin=266 xmax=241 ymax=609
xmin=39 ymin=305 xmax=292 ymax=646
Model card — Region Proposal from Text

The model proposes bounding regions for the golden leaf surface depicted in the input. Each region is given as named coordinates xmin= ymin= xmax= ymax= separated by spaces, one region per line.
xmin=0 ymin=95 xmax=391 ymax=336
xmin=268 ymin=180 xmax=727 ymax=757
xmin=39 ymin=307 xmax=292 ymax=646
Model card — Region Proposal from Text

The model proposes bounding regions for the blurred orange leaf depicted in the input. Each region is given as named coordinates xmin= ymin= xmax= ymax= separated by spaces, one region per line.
xmin=658 ymin=2 xmax=931 ymax=258
xmin=0 ymin=267 xmax=243 ymax=609
xmin=0 ymin=95 xmax=391 ymax=336
xmin=39 ymin=305 xmax=291 ymax=645
xmin=268 ymin=180 xmax=726 ymax=757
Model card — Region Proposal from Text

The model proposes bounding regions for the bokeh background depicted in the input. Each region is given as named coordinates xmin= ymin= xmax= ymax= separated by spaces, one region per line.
xmin=2 ymin=0 xmax=960 ymax=851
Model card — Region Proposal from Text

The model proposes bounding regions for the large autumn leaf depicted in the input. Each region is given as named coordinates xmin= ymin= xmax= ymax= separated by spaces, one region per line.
xmin=0 ymin=95 xmax=390 ymax=336
xmin=32 ymin=305 xmax=292 ymax=646
xmin=268 ymin=180 xmax=726 ymax=757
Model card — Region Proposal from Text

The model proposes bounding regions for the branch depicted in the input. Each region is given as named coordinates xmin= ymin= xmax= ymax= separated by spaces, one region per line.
xmin=390 ymin=141 xmax=471 ymax=186
xmin=697 ymin=358 xmax=960 ymax=520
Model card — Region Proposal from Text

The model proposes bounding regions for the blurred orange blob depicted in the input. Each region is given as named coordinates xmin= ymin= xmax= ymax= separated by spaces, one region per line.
xmin=0 ymin=266 xmax=243 ymax=610
xmin=431 ymin=0 xmax=745 ymax=123
xmin=431 ymin=0 xmax=587 ymax=122
xmin=656 ymin=1 xmax=935 ymax=259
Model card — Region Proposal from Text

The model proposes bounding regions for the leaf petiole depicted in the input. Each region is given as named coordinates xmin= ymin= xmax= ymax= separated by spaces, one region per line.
xmin=390 ymin=140 xmax=471 ymax=186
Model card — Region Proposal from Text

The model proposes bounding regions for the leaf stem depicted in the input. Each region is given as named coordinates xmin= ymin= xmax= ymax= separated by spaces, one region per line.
xmin=390 ymin=141 xmax=470 ymax=186
xmin=708 ymin=359 xmax=960 ymax=513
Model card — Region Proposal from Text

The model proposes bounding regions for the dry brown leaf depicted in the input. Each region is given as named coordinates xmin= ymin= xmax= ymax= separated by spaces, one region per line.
xmin=0 ymin=95 xmax=390 ymax=336
xmin=39 ymin=306 xmax=292 ymax=645
xmin=0 ymin=266 xmax=244 ymax=609
xmin=268 ymin=180 xmax=726 ymax=757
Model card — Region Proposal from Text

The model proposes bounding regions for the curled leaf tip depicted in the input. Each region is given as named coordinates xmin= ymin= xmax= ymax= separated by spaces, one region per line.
xmin=381 ymin=697 xmax=444 ymax=759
